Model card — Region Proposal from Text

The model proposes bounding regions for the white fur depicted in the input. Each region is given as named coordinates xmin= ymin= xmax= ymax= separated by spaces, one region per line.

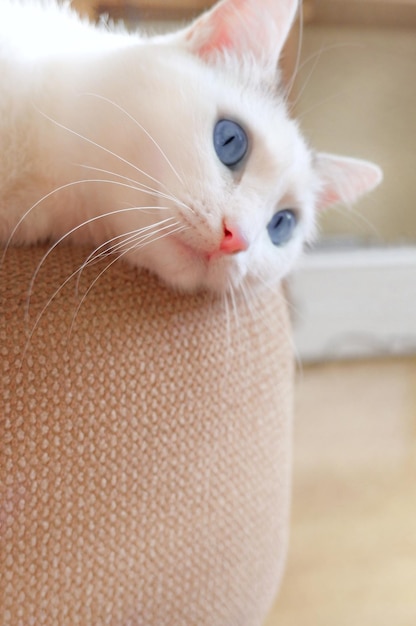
xmin=0 ymin=0 xmax=382 ymax=293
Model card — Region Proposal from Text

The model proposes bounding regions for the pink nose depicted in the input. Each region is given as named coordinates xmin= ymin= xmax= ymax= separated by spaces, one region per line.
xmin=219 ymin=221 xmax=249 ymax=255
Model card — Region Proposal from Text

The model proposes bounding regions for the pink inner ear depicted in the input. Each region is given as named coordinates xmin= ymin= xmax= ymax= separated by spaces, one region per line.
xmin=315 ymin=154 xmax=383 ymax=211
xmin=318 ymin=188 xmax=343 ymax=210
xmin=196 ymin=27 xmax=233 ymax=59
xmin=184 ymin=0 xmax=298 ymax=65
xmin=185 ymin=1 xmax=240 ymax=59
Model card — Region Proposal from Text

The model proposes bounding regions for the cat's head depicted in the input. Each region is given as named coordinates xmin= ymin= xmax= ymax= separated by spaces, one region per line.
xmin=123 ymin=0 xmax=382 ymax=293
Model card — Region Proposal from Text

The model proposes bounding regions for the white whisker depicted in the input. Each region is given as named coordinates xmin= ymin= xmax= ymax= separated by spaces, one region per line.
xmin=1 ymin=177 xmax=172 ymax=265
xmin=221 ymin=289 xmax=235 ymax=374
xmin=77 ymin=163 xmax=193 ymax=214
xmin=25 ymin=207 xmax=174 ymax=319
xmin=82 ymin=219 xmax=181 ymax=272
xmin=222 ymin=290 xmax=233 ymax=360
xmin=228 ymin=281 xmax=241 ymax=331
xmin=288 ymin=39 xmax=364 ymax=114
xmin=245 ymin=273 xmax=300 ymax=359
xmin=82 ymin=92 xmax=185 ymax=186
xmin=35 ymin=106 xmax=172 ymax=192
xmin=23 ymin=220 xmax=185 ymax=358
xmin=330 ymin=204 xmax=381 ymax=241
xmin=296 ymin=42 xmax=364 ymax=84
xmin=74 ymin=217 xmax=177 ymax=292
xmin=239 ymin=280 xmax=258 ymax=322
xmin=69 ymin=222 xmax=187 ymax=335
xmin=285 ymin=0 xmax=304 ymax=104
xmin=289 ymin=38 xmax=325 ymax=115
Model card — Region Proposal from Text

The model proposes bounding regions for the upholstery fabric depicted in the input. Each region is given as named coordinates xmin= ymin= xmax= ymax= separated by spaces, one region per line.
xmin=1 ymin=245 xmax=294 ymax=625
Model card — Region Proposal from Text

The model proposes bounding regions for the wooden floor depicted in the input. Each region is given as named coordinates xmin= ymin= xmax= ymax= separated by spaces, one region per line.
xmin=265 ymin=356 xmax=416 ymax=626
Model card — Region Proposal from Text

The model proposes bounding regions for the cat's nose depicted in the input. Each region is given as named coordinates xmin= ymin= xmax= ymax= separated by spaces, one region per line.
xmin=219 ymin=221 xmax=249 ymax=255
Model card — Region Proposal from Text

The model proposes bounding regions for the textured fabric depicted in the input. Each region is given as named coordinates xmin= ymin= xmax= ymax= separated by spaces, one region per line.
xmin=1 ymin=244 xmax=294 ymax=626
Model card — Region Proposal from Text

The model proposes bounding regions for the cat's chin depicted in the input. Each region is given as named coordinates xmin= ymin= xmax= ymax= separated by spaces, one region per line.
xmin=163 ymin=270 xmax=245 ymax=295
xmin=156 ymin=256 xmax=246 ymax=295
xmin=165 ymin=236 xmax=250 ymax=294
xmin=131 ymin=237 xmax=246 ymax=295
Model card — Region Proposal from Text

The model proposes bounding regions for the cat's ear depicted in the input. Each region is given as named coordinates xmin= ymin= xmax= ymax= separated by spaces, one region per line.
xmin=182 ymin=0 xmax=299 ymax=66
xmin=314 ymin=153 xmax=383 ymax=210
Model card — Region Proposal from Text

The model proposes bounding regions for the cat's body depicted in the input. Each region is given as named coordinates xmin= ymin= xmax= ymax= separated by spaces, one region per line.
xmin=0 ymin=0 xmax=382 ymax=293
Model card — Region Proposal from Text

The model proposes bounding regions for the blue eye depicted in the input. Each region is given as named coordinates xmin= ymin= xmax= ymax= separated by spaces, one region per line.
xmin=267 ymin=209 xmax=297 ymax=246
xmin=213 ymin=119 xmax=248 ymax=167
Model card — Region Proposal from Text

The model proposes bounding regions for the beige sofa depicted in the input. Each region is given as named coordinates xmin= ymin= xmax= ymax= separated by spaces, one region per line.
xmin=1 ymin=244 xmax=294 ymax=625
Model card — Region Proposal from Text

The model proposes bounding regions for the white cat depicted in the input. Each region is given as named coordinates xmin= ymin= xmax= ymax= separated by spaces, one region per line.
xmin=0 ymin=0 xmax=382 ymax=293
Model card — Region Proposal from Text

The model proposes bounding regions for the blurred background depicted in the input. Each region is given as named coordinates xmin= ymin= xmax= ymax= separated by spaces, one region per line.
xmin=71 ymin=1 xmax=416 ymax=624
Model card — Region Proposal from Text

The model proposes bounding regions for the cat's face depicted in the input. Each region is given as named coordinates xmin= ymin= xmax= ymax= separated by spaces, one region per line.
xmin=48 ymin=0 xmax=380 ymax=295
xmin=118 ymin=0 xmax=381 ymax=294
xmin=137 ymin=62 xmax=317 ymax=294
